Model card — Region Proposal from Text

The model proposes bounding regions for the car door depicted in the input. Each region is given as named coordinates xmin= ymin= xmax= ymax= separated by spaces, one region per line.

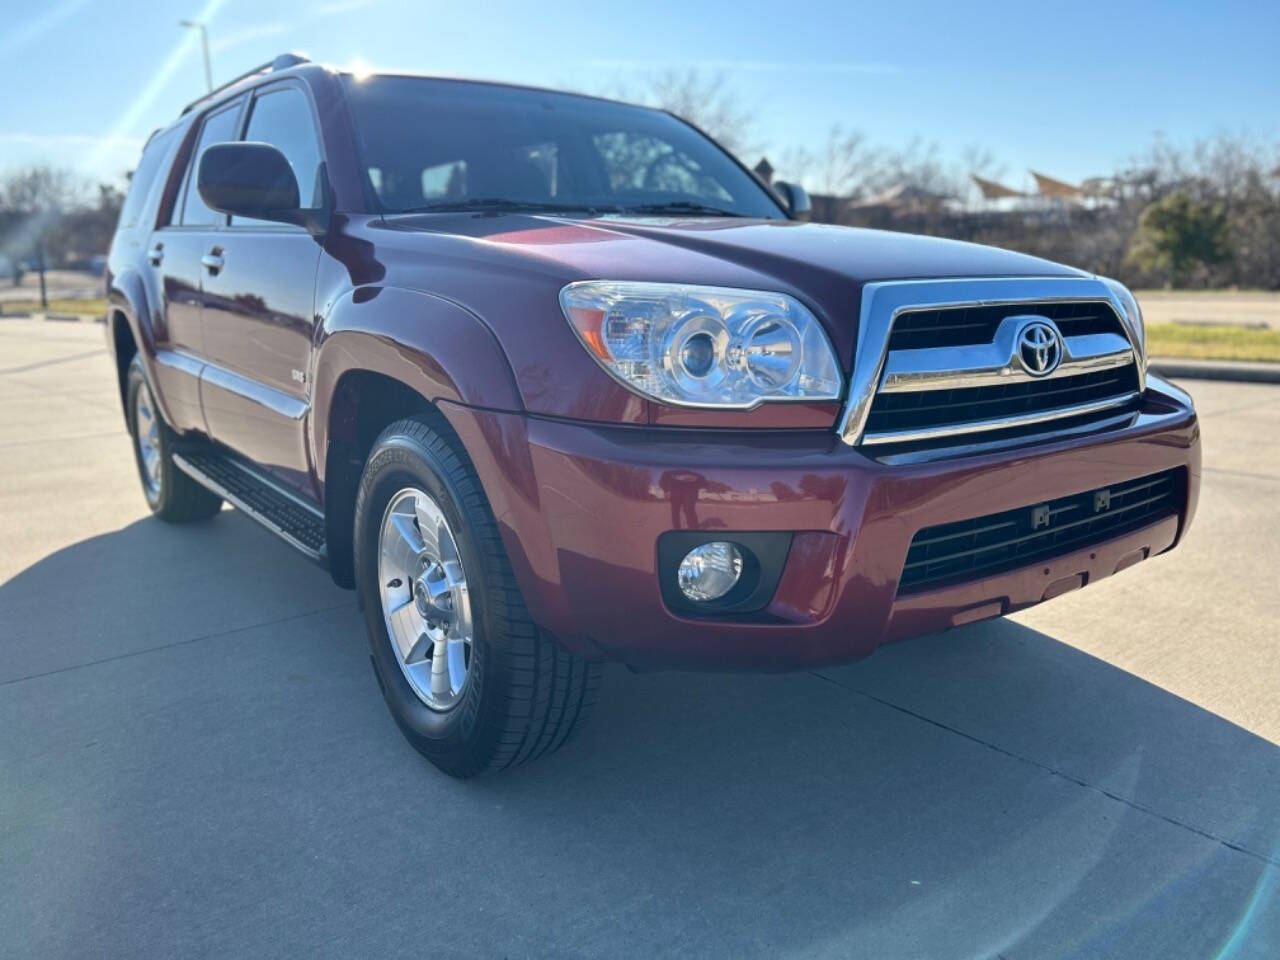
xmin=196 ymin=81 xmax=325 ymax=498
xmin=148 ymin=99 xmax=244 ymax=432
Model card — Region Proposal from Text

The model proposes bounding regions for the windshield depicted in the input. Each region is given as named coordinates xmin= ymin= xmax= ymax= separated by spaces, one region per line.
xmin=339 ymin=74 xmax=784 ymax=218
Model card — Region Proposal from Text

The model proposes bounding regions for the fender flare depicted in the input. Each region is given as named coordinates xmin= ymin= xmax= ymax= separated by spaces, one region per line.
xmin=310 ymin=284 xmax=524 ymax=485
xmin=105 ymin=268 xmax=174 ymax=421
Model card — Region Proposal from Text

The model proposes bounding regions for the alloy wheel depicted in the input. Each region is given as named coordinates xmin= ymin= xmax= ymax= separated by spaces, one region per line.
xmin=134 ymin=380 xmax=162 ymax=500
xmin=377 ymin=487 xmax=474 ymax=711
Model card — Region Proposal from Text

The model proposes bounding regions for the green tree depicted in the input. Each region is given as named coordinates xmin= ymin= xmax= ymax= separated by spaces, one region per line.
xmin=1127 ymin=190 xmax=1230 ymax=287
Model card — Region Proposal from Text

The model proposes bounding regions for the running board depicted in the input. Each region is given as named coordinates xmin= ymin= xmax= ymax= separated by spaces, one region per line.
xmin=173 ymin=449 xmax=327 ymax=564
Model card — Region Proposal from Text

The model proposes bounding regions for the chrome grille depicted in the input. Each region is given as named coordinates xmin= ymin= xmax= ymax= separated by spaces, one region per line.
xmin=838 ymin=278 xmax=1147 ymax=451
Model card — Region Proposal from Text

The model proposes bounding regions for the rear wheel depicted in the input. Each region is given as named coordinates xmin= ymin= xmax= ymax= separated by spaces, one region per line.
xmin=125 ymin=355 xmax=222 ymax=522
xmin=354 ymin=415 xmax=601 ymax=778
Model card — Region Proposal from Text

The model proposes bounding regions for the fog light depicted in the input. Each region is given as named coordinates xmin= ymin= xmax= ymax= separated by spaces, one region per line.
xmin=677 ymin=541 xmax=743 ymax=601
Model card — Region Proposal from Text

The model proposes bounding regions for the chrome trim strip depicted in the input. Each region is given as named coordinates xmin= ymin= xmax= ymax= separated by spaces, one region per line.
xmin=154 ymin=348 xmax=205 ymax=379
xmin=872 ymin=410 xmax=1139 ymax=465
xmin=200 ymin=362 xmax=308 ymax=421
xmin=879 ymin=326 xmax=1134 ymax=394
xmin=837 ymin=277 xmax=1148 ymax=446
xmin=859 ymin=391 xmax=1141 ymax=446
xmin=173 ymin=452 xmax=324 ymax=561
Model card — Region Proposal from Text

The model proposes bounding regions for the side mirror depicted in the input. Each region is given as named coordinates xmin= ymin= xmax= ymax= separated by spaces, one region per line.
xmin=197 ymin=142 xmax=319 ymax=230
xmin=773 ymin=180 xmax=811 ymax=221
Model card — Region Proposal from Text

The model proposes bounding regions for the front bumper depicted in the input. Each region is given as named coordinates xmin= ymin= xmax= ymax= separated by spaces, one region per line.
xmin=442 ymin=374 xmax=1200 ymax=670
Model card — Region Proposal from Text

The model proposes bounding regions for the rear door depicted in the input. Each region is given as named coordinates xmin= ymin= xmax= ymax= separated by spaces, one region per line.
xmin=197 ymin=80 xmax=325 ymax=497
xmin=148 ymin=97 xmax=245 ymax=432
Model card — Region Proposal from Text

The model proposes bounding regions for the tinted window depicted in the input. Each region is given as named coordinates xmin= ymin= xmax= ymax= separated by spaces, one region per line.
xmin=180 ymin=100 xmax=242 ymax=226
xmin=341 ymin=76 xmax=782 ymax=218
xmin=119 ymin=127 xmax=179 ymax=230
xmin=232 ymin=85 xmax=324 ymax=226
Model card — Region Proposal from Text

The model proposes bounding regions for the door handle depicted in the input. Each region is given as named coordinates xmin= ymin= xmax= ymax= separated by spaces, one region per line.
xmin=148 ymin=242 xmax=164 ymax=266
xmin=201 ymin=248 xmax=224 ymax=275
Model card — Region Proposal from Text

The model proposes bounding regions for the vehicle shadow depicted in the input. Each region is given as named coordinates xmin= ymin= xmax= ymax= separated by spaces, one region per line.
xmin=2 ymin=516 xmax=1277 ymax=959
xmin=482 ymin=624 xmax=1280 ymax=958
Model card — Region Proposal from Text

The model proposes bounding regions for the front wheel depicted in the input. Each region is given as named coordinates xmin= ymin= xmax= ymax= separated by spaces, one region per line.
xmin=354 ymin=415 xmax=601 ymax=778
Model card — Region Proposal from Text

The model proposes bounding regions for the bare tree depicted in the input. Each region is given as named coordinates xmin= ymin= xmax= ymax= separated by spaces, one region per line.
xmin=781 ymin=126 xmax=871 ymax=197
xmin=643 ymin=69 xmax=756 ymax=157
xmin=0 ymin=166 xmax=122 ymax=301
xmin=0 ymin=166 xmax=83 ymax=304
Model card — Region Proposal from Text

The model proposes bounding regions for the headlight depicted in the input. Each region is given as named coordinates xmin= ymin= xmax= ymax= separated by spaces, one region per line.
xmin=559 ymin=281 xmax=842 ymax=408
xmin=1101 ymin=277 xmax=1146 ymax=371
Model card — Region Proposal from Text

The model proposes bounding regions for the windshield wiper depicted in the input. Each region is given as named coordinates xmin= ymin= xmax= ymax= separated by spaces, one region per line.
xmin=619 ymin=200 xmax=748 ymax=217
xmin=401 ymin=197 xmax=618 ymax=215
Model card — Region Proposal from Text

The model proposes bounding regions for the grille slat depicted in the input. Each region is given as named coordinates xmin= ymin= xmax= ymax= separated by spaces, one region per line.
xmin=898 ymin=470 xmax=1180 ymax=593
xmin=888 ymin=301 xmax=1124 ymax=352
xmin=866 ymin=366 xmax=1140 ymax=435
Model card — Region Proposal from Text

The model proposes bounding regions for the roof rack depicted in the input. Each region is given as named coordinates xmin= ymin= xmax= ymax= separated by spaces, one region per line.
xmin=181 ymin=53 xmax=310 ymax=114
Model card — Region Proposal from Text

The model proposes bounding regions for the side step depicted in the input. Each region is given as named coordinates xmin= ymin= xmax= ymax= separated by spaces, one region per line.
xmin=173 ymin=449 xmax=327 ymax=564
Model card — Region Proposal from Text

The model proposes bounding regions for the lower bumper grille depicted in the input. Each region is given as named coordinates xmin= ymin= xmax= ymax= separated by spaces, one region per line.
xmin=898 ymin=469 xmax=1182 ymax=594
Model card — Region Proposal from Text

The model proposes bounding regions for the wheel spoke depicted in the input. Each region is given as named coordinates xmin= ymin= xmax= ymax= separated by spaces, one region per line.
xmin=446 ymin=638 xmax=467 ymax=693
xmin=430 ymin=638 xmax=451 ymax=697
xmin=385 ymin=594 xmax=421 ymax=661
xmin=414 ymin=495 xmax=442 ymax=563
xmin=390 ymin=512 xmax=425 ymax=558
xmin=403 ymin=630 xmax=434 ymax=665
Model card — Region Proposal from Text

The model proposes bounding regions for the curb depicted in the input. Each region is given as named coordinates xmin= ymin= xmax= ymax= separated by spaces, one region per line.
xmin=1150 ymin=357 xmax=1280 ymax=385
xmin=0 ymin=311 xmax=104 ymax=324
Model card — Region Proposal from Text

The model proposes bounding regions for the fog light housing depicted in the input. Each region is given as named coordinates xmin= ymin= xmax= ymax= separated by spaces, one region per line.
xmin=677 ymin=541 xmax=743 ymax=601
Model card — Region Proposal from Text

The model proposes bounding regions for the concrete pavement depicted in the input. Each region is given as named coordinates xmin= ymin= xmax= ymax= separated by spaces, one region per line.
xmin=1 ymin=319 xmax=1278 ymax=959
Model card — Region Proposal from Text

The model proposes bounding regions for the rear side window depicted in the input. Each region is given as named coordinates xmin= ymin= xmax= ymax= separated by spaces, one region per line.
xmin=118 ymin=127 xmax=178 ymax=230
xmin=232 ymin=85 xmax=323 ymax=226
xmin=179 ymin=99 xmax=242 ymax=226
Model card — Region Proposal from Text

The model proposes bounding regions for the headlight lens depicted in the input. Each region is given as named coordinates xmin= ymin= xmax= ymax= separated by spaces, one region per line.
xmin=559 ymin=281 xmax=842 ymax=408
xmin=1101 ymin=277 xmax=1146 ymax=370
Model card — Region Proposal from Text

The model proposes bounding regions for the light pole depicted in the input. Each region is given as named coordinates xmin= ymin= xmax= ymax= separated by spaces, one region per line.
xmin=179 ymin=20 xmax=213 ymax=92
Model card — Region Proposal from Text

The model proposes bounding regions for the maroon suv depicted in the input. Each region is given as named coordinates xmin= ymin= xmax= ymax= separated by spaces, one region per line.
xmin=106 ymin=54 xmax=1200 ymax=777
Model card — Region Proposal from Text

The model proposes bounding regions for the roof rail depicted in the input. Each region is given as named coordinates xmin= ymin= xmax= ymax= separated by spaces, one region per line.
xmin=180 ymin=52 xmax=310 ymax=115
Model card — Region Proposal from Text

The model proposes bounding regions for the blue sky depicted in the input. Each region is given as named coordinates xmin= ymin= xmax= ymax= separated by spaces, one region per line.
xmin=2 ymin=0 xmax=1277 ymax=194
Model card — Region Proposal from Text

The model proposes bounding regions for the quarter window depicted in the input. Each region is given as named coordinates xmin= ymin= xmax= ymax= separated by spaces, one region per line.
xmin=119 ymin=127 xmax=178 ymax=230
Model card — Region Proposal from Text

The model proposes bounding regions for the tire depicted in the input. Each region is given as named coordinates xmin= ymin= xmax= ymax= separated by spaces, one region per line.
xmin=125 ymin=354 xmax=222 ymax=522
xmin=354 ymin=415 xmax=601 ymax=778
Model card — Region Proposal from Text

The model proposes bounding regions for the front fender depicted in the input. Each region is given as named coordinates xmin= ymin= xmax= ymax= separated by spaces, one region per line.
xmin=311 ymin=284 xmax=523 ymax=483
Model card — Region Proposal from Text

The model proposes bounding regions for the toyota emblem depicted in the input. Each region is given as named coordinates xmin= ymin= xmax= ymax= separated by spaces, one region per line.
xmin=1017 ymin=319 xmax=1063 ymax=376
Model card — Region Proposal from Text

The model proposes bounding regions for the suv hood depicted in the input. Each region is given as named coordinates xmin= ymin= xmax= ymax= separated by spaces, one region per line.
xmin=379 ymin=213 xmax=1085 ymax=362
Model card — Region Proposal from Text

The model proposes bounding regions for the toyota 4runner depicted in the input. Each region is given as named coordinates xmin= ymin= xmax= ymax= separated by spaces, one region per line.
xmin=106 ymin=54 xmax=1200 ymax=777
